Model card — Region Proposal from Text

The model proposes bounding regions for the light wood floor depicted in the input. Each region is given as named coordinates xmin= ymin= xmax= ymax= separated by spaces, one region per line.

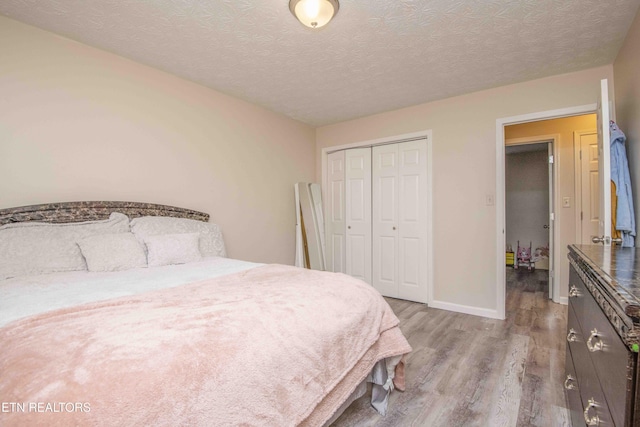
xmin=333 ymin=268 xmax=569 ymax=427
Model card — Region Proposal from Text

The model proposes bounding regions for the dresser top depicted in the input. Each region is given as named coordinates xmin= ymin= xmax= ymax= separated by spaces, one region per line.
xmin=569 ymin=244 xmax=640 ymax=322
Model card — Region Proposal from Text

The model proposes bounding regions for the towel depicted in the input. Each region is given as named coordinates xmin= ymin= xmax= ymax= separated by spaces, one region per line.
xmin=610 ymin=121 xmax=636 ymax=247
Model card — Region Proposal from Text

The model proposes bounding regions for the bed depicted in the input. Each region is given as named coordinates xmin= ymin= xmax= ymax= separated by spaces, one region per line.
xmin=0 ymin=201 xmax=411 ymax=426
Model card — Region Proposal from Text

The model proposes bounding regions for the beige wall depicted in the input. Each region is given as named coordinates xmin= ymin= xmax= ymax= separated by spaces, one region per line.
xmin=2 ymin=11 xmax=630 ymax=316
xmin=0 ymin=16 xmax=316 ymax=264
xmin=614 ymin=7 xmax=640 ymax=245
xmin=505 ymin=114 xmax=597 ymax=295
xmin=316 ymin=67 xmax=612 ymax=314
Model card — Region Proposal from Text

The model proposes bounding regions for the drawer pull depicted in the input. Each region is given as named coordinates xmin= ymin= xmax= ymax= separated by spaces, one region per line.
xmin=566 ymin=328 xmax=578 ymax=343
xmin=583 ymin=398 xmax=600 ymax=426
xmin=563 ymin=374 xmax=577 ymax=390
xmin=569 ymin=285 xmax=579 ymax=297
xmin=586 ymin=329 xmax=603 ymax=352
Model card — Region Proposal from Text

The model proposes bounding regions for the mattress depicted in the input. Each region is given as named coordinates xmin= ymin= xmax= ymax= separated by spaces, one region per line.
xmin=0 ymin=256 xmax=260 ymax=327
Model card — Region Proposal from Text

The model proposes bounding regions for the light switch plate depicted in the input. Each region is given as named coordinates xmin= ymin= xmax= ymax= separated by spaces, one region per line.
xmin=563 ymin=197 xmax=571 ymax=208
xmin=486 ymin=194 xmax=495 ymax=206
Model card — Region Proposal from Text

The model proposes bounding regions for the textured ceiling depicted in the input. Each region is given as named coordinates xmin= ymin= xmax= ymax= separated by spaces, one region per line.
xmin=1 ymin=0 xmax=639 ymax=126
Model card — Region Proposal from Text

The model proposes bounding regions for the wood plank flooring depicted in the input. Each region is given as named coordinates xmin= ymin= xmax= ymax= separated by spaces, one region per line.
xmin=332 ymin=268 xmax=569 ymax=427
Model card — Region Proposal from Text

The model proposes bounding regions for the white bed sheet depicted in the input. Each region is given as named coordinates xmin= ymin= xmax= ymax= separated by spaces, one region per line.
xmin=0 ymin=257 xmax=261 ymax=328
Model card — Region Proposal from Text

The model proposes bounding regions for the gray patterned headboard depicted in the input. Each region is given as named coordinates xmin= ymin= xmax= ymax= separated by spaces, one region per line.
xmin=0 ymin=201 xmax=209 ymax=226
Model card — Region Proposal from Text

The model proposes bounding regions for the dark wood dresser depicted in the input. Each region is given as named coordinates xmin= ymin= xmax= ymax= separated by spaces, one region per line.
xmin=566 ymin=245 xmax=640 ymax=426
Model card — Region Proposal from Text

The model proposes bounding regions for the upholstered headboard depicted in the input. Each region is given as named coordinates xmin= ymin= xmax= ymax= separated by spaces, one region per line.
xmin=0 ymin=201 xmax=209 ymax=226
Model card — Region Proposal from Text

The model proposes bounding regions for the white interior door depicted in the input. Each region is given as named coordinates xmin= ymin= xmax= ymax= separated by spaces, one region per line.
xmin=345 ymin=148 xmax=372 ymax=284
xmin=596 ymin=78 xmax=612 ymax=246
xmin=397 ymin=140 xmax=428 ymax=302
xmin=372 ymin=144 xmax=399 ymax=297
xmin=326 ymin=151 xmax=345 ymax=273
xmin=576 ymin=130 xmax=600 ymax=244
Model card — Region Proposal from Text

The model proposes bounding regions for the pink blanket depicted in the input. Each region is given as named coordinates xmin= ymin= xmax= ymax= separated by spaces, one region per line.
xmin=0 ymin=264 xmax=411 ymax=426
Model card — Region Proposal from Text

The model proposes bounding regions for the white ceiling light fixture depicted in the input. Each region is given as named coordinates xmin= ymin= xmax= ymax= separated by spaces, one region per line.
xmin=289 ymin=0 xmax=339 ymax=29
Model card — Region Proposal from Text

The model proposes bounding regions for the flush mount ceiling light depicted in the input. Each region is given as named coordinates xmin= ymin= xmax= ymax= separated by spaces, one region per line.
xmin=289 ymin=0 xmax=339 ymax=29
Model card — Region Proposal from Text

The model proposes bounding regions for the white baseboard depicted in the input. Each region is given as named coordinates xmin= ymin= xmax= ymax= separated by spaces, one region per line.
xmin=556 ymin=296 xmax=568 ymax=305
xmin=429 ymin=300 xmax=503 ymax=320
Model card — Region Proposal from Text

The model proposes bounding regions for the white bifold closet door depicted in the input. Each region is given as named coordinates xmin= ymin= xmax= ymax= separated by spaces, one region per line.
xmin=372 ymin=140 xmax=427 ymax=302
xmin=326 ymin=151 xmax=346 ymax=273
xmin=326 ymin=148 xmax=374 ymax=282
xmin=326 ymin=139 xmax=428 ymax=303
xmin=345 ymin=148 xmax=372 ymax=284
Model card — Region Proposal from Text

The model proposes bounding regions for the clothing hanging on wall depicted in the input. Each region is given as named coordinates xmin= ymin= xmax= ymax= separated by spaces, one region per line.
xmin=610 ymin=121 xmax=636 ymax=247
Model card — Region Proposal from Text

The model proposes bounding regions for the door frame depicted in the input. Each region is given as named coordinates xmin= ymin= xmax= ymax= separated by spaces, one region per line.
xmin=504 ymin=135 xmax=559 ymax=302
xmin=496 ymin=105 xmax=595 ymax=319
xmin=321 ymin=130 xmax=433 ymax=304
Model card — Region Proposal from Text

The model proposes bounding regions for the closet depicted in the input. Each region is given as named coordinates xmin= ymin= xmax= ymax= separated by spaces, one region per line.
xmin=326 ymin=138 xmax=429 ymax=303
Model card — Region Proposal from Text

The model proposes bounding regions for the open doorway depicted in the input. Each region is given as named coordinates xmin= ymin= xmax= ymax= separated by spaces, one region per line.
xmin=505 ymin=141 xmax=554 ymax=298
xmin=496 ymin=113 xmax=598 ymax=318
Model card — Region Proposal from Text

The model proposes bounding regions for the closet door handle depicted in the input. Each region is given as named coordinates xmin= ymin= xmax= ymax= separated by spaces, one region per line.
xmin=392 ymin=226 xmax=396 ymax=230
xmin=347 ymin=226 xmax=351 ymax=229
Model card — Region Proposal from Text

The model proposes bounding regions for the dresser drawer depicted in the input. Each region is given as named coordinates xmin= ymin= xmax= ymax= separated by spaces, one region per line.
xmin=567 ymin=303 xmax=615 ymax=426
xmin=565 ymin=343 xmax=584 ymax=427
xmin=569 ymin=266 xmax=588 ymax=330
xmin=582 ymin=279 xmax=632 ymax=427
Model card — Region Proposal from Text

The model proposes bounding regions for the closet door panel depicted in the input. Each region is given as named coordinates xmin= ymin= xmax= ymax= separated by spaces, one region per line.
xmin=402 ymin=237 xmax=420 ymax=285
xmin=345 ymin=148 xmax=372 ymax=284
xmin=398 ymin=140 xmax=428 ymax=302
xmin=331 ymin=234 xmax=345 ymax=273
xmin=381 ymin=236 xmax=396 ymax=281
xmin=349 ymin=180 xmax=365 ymax=220
xmin=373 ymin=144 xmax=399 ymax=297
xmin=401 ymin=174 xmax=420 ymax=222
xmin=348 ymin=235 xmax=367 ymax=280
xmin=326 ymin=151 xmax=346 ymax=273
xmin=380 ymin=177 xmax=396 ymax=221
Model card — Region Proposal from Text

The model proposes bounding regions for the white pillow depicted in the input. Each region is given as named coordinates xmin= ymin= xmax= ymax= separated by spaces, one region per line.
xmin=130 ymin=216 xmax=226 ymax=257
xmin=0 ymin=212 xmax=130 ymax=280
xmin=78 ymin=232 xmax=147 ymax=272
xmin=144 ymin=233 xmax=202 ymax=267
